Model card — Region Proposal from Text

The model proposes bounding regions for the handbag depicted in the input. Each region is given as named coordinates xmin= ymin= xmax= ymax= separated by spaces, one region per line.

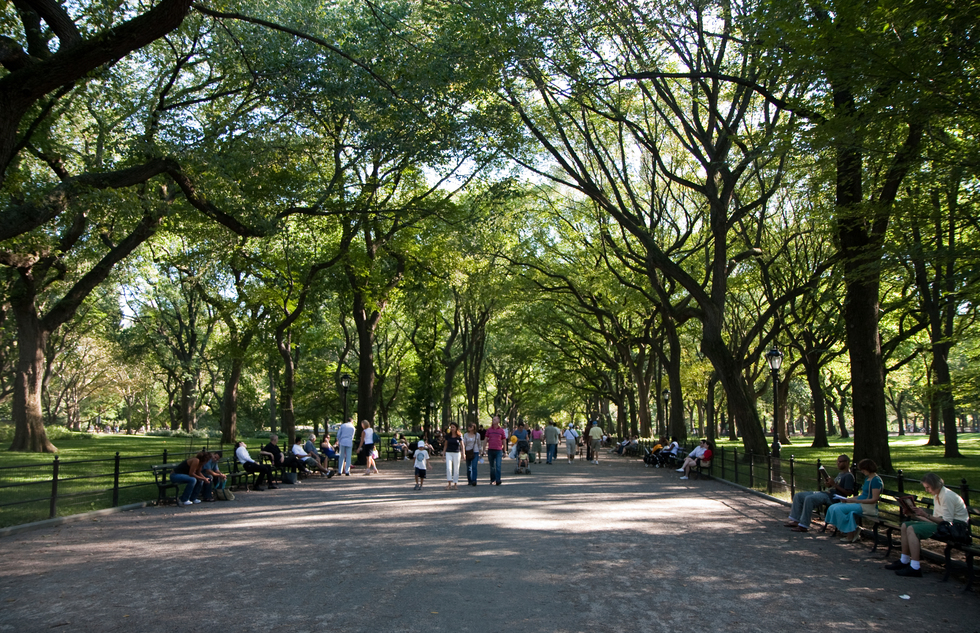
xmin=465 ymin=449 xmax=475 ymax=461
xmin=281 ymin=471 xmax=298 ymax=484
xmin=934 ymin=520 xmax=972 ymax=544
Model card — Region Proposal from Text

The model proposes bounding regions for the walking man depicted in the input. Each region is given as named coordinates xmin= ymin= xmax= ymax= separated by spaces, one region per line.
xmin=544 ymin=420 xmax=560 ymax=464
xmin=485 ymin=415 xmax=507 ymax=486
xmin=588 ymin=421 xmax=603 ymax=465
xmin=336 ymin=416 xmax=356 ymax=476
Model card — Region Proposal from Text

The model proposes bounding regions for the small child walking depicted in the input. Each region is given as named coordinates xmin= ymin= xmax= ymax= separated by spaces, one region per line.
xmin=413 ymin=439 xmax=430 ymax=490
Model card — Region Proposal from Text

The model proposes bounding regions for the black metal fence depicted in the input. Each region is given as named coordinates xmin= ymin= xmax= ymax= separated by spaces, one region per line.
xmin=646 ymin=439 xmax=980 ymax=537
xmin=0 ymin=443 xmax=236 ymax=529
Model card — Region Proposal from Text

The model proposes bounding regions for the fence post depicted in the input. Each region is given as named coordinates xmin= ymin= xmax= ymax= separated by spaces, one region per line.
xmin=733 ymin=448 xmax=739 ymax=484
xmin=49 ymin=456 xmax=60 ymax=520
xmin=720 ymin=446 xmax=725 ymax=479
xmin=790 ymin=455 xmax=795 ymax=498
xmin=163 ymin=449 xmax=168 ymax=465
xmin=961 ymin=478 xmax=970 ymax=507
xmin=112 ymin=452 xmax=121 ymax=507
xmin=766 ymin=451 xmax=773 ymax=494
xmin=748 ymin=450 xmax=754 ymax=488
xmin=897 ymin=470 xmax=904 ymax=494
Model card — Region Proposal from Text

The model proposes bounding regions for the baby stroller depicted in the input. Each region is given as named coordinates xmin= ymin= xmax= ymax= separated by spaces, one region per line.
xmin=514 ymin=439 xmax=532 ymax=474
xmin=644 ymin=447 xmax=668 ymax=468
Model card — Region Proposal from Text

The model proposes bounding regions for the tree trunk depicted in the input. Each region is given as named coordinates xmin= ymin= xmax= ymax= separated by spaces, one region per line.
xmin=805 ymin=356 xmax=829 ymax=448
xmin=276 ymin=329 xmax=297 ymax=447
xmin=220 ymin=356 xmax=244 ymax=444
xmin=352 ymin=290 xmax=381 ymax=426
xmin=267 ymin=361 xmax=278 ymax=435
xmin=8 ymin=301 xmax=56 ymax=452
xmin=706 ymin=378 xmax=717 ymax=444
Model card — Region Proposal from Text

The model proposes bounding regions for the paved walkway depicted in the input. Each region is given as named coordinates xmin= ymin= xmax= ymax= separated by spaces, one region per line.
xmin=0 ymin=456 xmax=976 ymax=632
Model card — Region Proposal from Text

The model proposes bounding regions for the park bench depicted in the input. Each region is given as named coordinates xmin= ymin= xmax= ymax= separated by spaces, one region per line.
xmin=939 ymin=505 xmax=980 ymax=592
xmin=152 ymin=463 xmax=179 ymax=506
xmin=223 ymin=457 xmax=252 ymax=490
xmin=691 ymin=457 xmax=712 ymax=480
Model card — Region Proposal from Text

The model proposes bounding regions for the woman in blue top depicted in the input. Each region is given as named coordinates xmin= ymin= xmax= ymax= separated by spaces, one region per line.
xmin=824 ymin=458 xmax=882 ymax=542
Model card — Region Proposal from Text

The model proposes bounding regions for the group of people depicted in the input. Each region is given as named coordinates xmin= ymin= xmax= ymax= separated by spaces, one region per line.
xmin=785 ymin=456 xmax=970 ymax=577
xmin=169 ymin=449 xmax=230 ymax=506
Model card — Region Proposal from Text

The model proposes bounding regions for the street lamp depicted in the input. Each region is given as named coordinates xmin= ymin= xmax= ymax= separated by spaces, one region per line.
xmin=662 ymin=388 xmax=670 ymax=437
xmin=340 ymin=374 xmax=351 ymax=425
xmin=765 ymin=347 xmax=783 ymax=459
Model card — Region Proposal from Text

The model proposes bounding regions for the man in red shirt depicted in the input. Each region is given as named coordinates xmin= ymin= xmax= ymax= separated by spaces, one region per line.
xmin=484 ymin=415 xmax=508 ymax=486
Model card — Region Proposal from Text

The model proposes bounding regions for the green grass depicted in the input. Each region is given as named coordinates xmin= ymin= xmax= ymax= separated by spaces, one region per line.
xmin=0 ymin=434 xmax=243 ymax=528
xmin=713 ymin=433 xmax=980 ymax=489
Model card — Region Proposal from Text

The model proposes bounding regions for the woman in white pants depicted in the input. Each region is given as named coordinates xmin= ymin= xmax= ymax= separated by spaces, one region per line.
xmin=444 ymin=423 xmax=463 ymax=490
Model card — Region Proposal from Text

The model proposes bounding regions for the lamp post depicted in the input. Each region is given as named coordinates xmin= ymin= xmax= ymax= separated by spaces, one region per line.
xmin=340 ymin=374 xmax=351 ymax=425
xmin=662 ymin=388 xmax=670 ymax=438
xmin=765 ymin=347 xmax=784 ymax=486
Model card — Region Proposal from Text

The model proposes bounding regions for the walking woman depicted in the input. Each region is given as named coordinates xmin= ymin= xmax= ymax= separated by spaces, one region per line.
xmin=463 ymin=423 xmax=482 ymax=486
xmin=444 ymin=423 xmax=464 ymax=490
xmin=358 ymin=420 xmax=380 ymax=475
xmin=824 ymin=458 xmax=882 ymax=542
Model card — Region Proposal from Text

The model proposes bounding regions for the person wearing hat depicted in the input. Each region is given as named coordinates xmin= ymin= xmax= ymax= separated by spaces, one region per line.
xmin=588 ymin=421 xmax=603 ymax=465
xmin=413 ymin=438 xmax=430 ymax=490
xmin=562 ymin=424 xmax=579 ymax=463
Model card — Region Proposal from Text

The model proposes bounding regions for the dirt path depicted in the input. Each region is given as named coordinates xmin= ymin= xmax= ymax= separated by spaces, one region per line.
xmin=0 ymin=456 xmax=975 ymax=632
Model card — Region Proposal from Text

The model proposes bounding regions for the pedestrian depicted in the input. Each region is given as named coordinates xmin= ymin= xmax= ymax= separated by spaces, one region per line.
xmin=463 ymin=422 xmax=482 ymax=486
xmin=413 ymin=438 xmax=430 ymax=490
xmin=563 ymin=424 xmax=580 ymax=463
xmin=485 ymin=415 xmax=507 ymax=486
xmin=357 ymin=420 xmax=380 ymax=475
xmin=444 ymin=422 xmax=464 ymax=489
xmin=336 ymin=417 xmax=356 ymax=476
xmin=531 ymin=425 xmax=543 ymax=462
xmin=544 ymin=420 xmax=560 ymax=464
xmin=588 ymin=421 xmax=603 ymax=464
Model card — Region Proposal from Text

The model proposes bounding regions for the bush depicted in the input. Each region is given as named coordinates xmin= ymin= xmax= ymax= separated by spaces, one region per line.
xmin=145 ymin=428 xmax=220 ymax=439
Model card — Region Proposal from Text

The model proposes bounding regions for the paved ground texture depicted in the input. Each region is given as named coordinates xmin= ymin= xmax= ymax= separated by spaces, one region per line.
xmin=1 ymin=455 xmax=977 ymax=632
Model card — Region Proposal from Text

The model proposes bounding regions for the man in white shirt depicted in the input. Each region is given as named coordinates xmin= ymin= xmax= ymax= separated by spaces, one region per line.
xmin=234 ymin=441 xmax=276 ymax=491
xmin=336 ymin=417 xmax=357 ymax=476
xmin=291 ymin=436 xmax=334 ymax=477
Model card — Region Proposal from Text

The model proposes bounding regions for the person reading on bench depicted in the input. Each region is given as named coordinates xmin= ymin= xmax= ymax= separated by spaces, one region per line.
xmin=885 ymin=473 xmax=969 ymax=577
xmin=784 ymin=455 xmax=855 ymax=532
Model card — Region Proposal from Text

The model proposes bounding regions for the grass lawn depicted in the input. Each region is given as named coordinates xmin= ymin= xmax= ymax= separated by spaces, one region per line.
xmin=714 ymin=433 xmax=980 ymax=487
xmin=0 ymin=434 xmax=241 ymax=528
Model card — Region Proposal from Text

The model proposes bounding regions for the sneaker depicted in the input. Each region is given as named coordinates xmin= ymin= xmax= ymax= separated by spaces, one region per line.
xmin=192 ymin=499 xmax=201 ymax=504
xmin=884 ymin=560 xmax=910 ymax=570
xmin=675 ymin=468 xmax=685 ymax=472
xmin=679 ymin=476 xmax=689 ymax=480
xmin=326 ymin=470 xmax=335 ymax=478
xmin=178 ymin=499 xmax=191 ymax=506
xmin=344 ymin=472 xmax=350 ymax=476
xmin=896 ymin=566 xmax=922 ymax=577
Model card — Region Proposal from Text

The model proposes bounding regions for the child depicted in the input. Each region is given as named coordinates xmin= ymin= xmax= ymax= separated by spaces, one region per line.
xmin=413 ymin=439 xmax=430 ymax=490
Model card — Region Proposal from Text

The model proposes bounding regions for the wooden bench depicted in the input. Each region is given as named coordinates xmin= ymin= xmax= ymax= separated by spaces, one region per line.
xmin=940 ymin=506 xmax=980 ymax=592
xmin=692 ymin=457 xmax=712 ymax=480
xmin=151 ymin=464 xmax=179 ymax=506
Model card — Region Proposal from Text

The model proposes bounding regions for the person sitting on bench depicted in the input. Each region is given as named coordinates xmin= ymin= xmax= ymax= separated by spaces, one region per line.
xmin=235 ymin=441 xmax=276 ymax=490
xmin=292 ymin=436 xmax=334 ymax=476
xmin=784 ymin=455 xmax=855 ymax=532
xmin=677 ymin=439 xmax=712 ymax=480
xmin=201 ymin=451 xmax=228 ymax=501
xmin=886 ymin=473 xmax=969 ymax=577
